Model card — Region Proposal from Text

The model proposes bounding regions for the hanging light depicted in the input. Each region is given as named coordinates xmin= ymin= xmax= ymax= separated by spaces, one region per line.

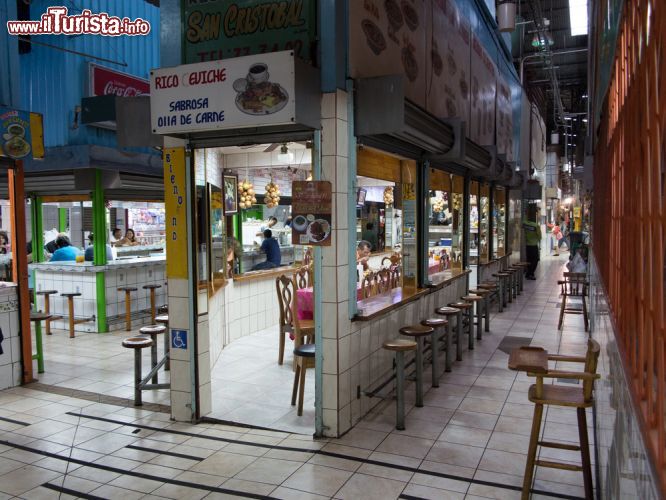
xmin=277 ymin=144 xmax=294 ymax=164
xmin=497 ymin=1 xmax=517 ymax=32
xmin=531 ymin=34 xmax=541 ymax=47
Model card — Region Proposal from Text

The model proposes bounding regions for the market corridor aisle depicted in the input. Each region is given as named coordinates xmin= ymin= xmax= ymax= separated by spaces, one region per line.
xmin=0 ymin=256 xmax=589 ymax=499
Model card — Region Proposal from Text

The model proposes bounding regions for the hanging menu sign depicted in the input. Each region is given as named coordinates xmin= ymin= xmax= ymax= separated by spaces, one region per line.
xmin=291 ymin=181 xmax=332 ymax=247
xmin=183 ymin=0 xmax=317 ymax=63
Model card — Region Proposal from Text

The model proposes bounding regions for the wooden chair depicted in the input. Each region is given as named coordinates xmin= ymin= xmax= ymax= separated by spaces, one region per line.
xmin=558 ymin=272 xmax=589 ymax=331
xmin=376 ymin=268 xmax=392 ymax=294
xmin=295 ymin=265 xmax=313 ymax=290
xmin=361 ymin=271 xmax=378 ymax=298
xmin=513 ymin=339 xmax=600 ymax=500
xmin=381 ymin=253 xmax=401 ymax=268
xmin=290 ymin=275 xmax=315 ymax=416
xmin=389 ymin=266 xmax=401 ymax=289
xmin=276 ymin=275 xmax=299 ymax=365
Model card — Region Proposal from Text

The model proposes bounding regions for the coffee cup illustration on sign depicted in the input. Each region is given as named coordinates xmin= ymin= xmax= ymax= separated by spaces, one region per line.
xmin=233 ymin=62 xmax=289 ymax=116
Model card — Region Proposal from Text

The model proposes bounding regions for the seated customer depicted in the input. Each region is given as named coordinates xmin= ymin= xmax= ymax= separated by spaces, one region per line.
xmin=356 ymin=240 xmax=372 ymax=271
xmin=252 ymin=229 xmax=281 ymax=271
xmin=84 ymin=234 xmax=114 ymax=262
xmin=49 ymin=235 xmax=83 ymax=262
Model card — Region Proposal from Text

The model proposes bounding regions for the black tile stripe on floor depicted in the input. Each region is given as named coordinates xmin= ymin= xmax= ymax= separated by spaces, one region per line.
xmin=126 ymin=444 xmax=204 ymax=461
xmin=42 ymin=481 xmax=106 ymax=500
xmin=0 ymin=440 xmax=277 ymax=500
xmin=0 ymin=416 xmax=30 ymax=426
xmin=64 ymin=412 xmax=584 ymax=500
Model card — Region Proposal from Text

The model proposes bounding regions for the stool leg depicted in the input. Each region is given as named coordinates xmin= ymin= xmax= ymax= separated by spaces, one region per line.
xmin=125 ymin=291 xmax=131 ymax=331
xmin=291 ymin=363 xmax=300 ymax=406
xmin=395 ymin=351 xmax=406 ymax=430
xmin=577 ymin=408 xmax=594 ymax=500
xmin=133 ymin=349 xmax=142 ymax=406
xmin=35 ymin=322 xmax=44 ymax=373
xmin=522 ymin=403 xmax=544 ymax=500
xmin=44 ymin=296 xmax=52 ymax=335
xmin=150 ymin=289 xmax=156 ymax=324
xmin=467 ymin=310 xmax=474 ymax=350
xmin=445 ymin=321 xmax=452 ymax=371
xmin=150 ymin=333 xmax=158 ymax=384
xmin=498 ymin=282 xmax=504 ymax=313
xmin=476 ymin=302 xmax=483 ymax=341
xmin=67 ymin=297 xmax=75 ymax=339
xmin=431 ymin=331 xmax=439 ymax=388
xmin=297 ymin=363 xmax=307 ymax=416
xmin=484 ymin=297 xmax=490 ymax=332
xmin=507 ymin=277 xmax=513 ymax=303
xmin=164 ymin=330 xmax=170 ymax=371
xmin=455 ymin=312 xmax=463 ymax=361
xmin=415 ymin=337 xmax=424 ymax=408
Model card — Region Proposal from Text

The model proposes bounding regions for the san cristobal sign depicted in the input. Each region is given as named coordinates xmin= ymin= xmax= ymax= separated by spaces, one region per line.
xmin=184 ymin=0 xmax=316 ymax=64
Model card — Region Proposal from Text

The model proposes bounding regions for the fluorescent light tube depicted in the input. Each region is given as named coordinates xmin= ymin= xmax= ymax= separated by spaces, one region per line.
xmin=569 ymin=0 xmax=588 ymax=36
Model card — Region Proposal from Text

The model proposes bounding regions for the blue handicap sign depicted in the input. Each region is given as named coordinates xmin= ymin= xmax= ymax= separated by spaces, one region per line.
xmin=171 ymin=329 xmax=187 ymax=349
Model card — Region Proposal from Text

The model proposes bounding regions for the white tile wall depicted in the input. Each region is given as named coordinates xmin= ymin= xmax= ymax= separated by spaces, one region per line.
xmin=223 ymin=277 xmax=280 ymax=347
xmin=0 ymin=289 xmax=21 ymax=390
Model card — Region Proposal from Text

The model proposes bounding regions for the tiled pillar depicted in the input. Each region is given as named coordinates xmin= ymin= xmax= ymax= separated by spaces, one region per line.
xmin=320 ymin=90 xmax=353 ymax=437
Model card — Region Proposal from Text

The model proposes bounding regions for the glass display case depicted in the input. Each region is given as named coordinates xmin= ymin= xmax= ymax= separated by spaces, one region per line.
xmin=428 ymin=170 xmax=464 ymax=275
xmin=478 ymin=183 xmax=490 ymax=264
xmin=493 ymin=187 xmax=506 ymax=258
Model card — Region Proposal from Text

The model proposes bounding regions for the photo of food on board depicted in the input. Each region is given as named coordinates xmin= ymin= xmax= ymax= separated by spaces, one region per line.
xmin=233 ymin=63 xmax=289 ymax=115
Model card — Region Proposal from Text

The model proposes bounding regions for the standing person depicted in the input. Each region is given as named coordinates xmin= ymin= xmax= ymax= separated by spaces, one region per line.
xmin=551 ymin=222 xmax=561 ymax=256
xmin=361 ymin=222 xmax=379 ymax=252
xmin=523 ymin=213 xmax=542 ymax=280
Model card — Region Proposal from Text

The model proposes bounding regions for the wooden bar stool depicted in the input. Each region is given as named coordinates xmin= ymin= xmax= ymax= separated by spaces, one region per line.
xmin=36 ymin=290 xmax=61 ymax=335
xmin=143 ymin=284 xmax=162 ymax=323
xmin=122 ymin=337 xmax=153 ymax=406
xmin=30 ymin=311 xmax=51 ymax=374
xmin=448 ymin=301 xmax=474 ymax=350
xmin=399 ymin=324 xmax=434 ymax=407
xmin=479 ymin=282 xmax=501 ymax=313
xmin=470 ymin=288 xmax=491 ymax=332
xmin=421 ymin=317 xmax=448 ymax=386
xmin=558 ymin=272 xmax=589 ymax=331
xmin=461 ymin=295 xmax=484 ymax=341
xmin=155 ymin=314 xmax=170 ymax=371
xmin=383 ymin=338 xmax=417 ymax=430
xmin=139 ymin=325 xmax=166 ymax=384
xmin=436 ymin=306 xmax=463 ymax=362
xmin=509 ymin=340 xmax=600 ymax=500
xmin=118 ymin=287 xmax=138 ymax=331
xmin=60 ymin=293 xmax=82 ymax=338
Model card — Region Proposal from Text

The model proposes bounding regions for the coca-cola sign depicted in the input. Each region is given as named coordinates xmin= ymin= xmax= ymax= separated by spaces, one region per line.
xmin=90 ymin=63 xmax=149 ymax=97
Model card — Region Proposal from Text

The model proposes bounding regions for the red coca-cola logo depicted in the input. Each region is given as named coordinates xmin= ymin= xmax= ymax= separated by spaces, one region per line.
xmin=91 ymin=64 xmax=150 ymax=97
xmin=103 ymin=81 xmax=144 ymax=96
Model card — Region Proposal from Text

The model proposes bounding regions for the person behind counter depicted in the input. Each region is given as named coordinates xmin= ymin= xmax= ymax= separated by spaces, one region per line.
xmin=255 ymin=216 xmax=278 ymax=237
xmin=109 ymin=228 xmax=123 ymax=246
xmin=50 ymin=235 xmax=83 ymax=262
xmin=252 ymin=229 xmax=281 ymax=270
xmin=116 ymin=228 xmax=140 ymax=247
xmin=361 ymin=223 xmax=378 ymax=252
xmin=84 ymin=234 xmax=114 ymax=262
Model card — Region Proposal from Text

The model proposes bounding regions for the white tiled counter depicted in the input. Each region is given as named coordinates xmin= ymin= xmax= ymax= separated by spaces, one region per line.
xmin=0 ymin=284 xmax=21 ymax=390
xmin=31 ymin=256 xmax=166 ymax=333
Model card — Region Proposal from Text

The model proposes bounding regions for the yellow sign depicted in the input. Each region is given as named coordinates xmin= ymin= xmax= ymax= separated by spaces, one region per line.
xmin=164 ymin=148 xmax=188 ymax=279
xmin=573 ymin=207 xmax=582 ymax=218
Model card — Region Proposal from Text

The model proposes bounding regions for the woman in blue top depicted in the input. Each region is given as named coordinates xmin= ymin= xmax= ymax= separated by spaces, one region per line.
xmin=50 ymin=235 xmax=83 ymax=262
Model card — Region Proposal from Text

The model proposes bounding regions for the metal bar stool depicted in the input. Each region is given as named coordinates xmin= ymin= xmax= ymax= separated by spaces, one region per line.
xmin=155 ymin=314 xmax=170 ymax=370
xmin=493 ymin=272 xmax=512 ymax=305
xmin=421 ymin=317 xmax=449 ymax=386
xmin=383 ymin=338 xmax=416 ymax=430
xmin=122 ymin=336 xmax=153 ymax=406
xmin=36 ymin=290 xmax=61 ymax=335
xmin=30 ymin=311 xmax=51 ymax=373
xmin=139 ymin=325 xmax=167 ymax=384
xmin=461 ymin=295 xmax=484 ymax=341
xmin=469 ymin=288 xmax=492 ymax=332
xmin=143 ymin=284 xmax=162 ymax=324
xmin=118 ymin=287 xmax=138 ymax=331
xmin=399 ymin=324 xmax=434 ymax=408
xmin=448 ymin=301 xmax=474 ymax=350
xmin=436 ymin=306 xmax=463 ymax=362
xmin=479 ymin=282 xmax=501 ymax=313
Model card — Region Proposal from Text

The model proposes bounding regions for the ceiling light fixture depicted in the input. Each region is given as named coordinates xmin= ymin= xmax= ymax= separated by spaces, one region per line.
xmin=277 ymin=144 xmax=294 ymax=164
xmin=531 ymin=34 xmax=541 ymax=47
xmin=569 ymin=0 xmax=588 ymax=36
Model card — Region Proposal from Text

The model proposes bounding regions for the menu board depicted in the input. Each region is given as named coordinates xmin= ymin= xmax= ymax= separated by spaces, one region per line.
xmin=470 ymin=35 xmax=497 ymax=146
xmin=0 ymin=107 xmax=32 ymax=160
xmin=426 ymin=0 xmax=471 ymax=131
xmin=291 ymin=181 xmax=332 ymax=247
xmin=349 ymin=0 xmax=427 ymax=108
xmin=496 ymin=76 xmax=514 ymax=160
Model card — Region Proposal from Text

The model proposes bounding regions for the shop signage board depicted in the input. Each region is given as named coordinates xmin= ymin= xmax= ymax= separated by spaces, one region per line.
xmin=150 ymin=51 xmax=296 ymax=135
xmin=164 ymin=148 xmax=188 ymax=279
xmin=183 ymin=0 xmax=317 ymax=64
xmin=89 ymin=63 xmax=150 ymax=97
xmin=469 ymin=34 xmax=497 ymax=146
xmin=0 ymin=107 xmax=32 ymax=160
xmin=348 ymin=0 xmax=427 ymax=108
xmin=426 ymin=0 xmax=471 ymax=132
xmin=291 ymin=181 xmax=332 ymax=247
xmin=496 ymin=75 xmax=513 ymax=160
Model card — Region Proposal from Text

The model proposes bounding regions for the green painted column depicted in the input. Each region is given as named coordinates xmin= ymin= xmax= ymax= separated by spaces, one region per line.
xmin=58 ymin=208 xmax=67 ymax=232
xmin=92 ymin=170 xmax=108 ymax=332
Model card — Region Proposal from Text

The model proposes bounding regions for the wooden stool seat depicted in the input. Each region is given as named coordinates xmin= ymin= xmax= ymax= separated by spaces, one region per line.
xmin=155 ymin=314 xmax=169 ymax=325
xmin=383 ymin=339 xmax=417 ymax=351
xmin=399 ymin=324 xmax=434 ymax=337
xmin=61 ymin=292 xmax=81 ymax=298
xmin=122 ymin=337 xmax=153 ymax=349
xmin=421 ymin=318 xmax=447 ymax=328
xmin=36 ymin=290 xmax=59 ymax=296
xmin=448 ymin=301 xmax=472 ymax=309
xmin=478 ymin=283 xmax=498 ymax=289
xmin=528 ymin=384 xmax=588 ymax=408
xmin=118 ymin=287 xmax=137 ymax=331
xmin=139 ymin=325 xmax=166 ymax=335
xmin=294 ymin=343 xmax=315 ymax=358
xmin=436 ymin=306 xmax=460 ymax=315
xmin=143 ymin=284 xmax=161 ymax=290
xmin=30 ymin=312 xmax=52 ymax=321
xmin=462 ymin=295 xmax=482 ymax=302
xmin=469 ymin=288 xmax=490 ymax=296
xmin=493 ymin=272 xmax=511 ymax=277
xmin=118 ymin=287 xmax=138 ymax=292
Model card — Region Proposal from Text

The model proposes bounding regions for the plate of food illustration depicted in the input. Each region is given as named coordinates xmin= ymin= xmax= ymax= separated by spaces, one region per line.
xmin=306 ymin=219 xmax=331 ymax=244
xmin=3 ymin=136 xmax=30 ymax=158
xmin=234 ymin=63 xmax=289 ymax=115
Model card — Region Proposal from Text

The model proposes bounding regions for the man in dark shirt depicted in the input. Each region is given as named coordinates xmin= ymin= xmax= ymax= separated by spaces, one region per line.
xmin=252 ymin=229 xmax=281 ymax=270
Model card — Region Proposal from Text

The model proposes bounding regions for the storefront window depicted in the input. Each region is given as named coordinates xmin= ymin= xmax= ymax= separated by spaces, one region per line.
xmin=427 ymin=170 xmax=464 ymax=278
xmin=469 ymin=181 xmax=479 ymax=265
xmin=493 ymin=187 xmax=506 ymax=258
xmin=478 ymin=183 xmax=490 ymax=264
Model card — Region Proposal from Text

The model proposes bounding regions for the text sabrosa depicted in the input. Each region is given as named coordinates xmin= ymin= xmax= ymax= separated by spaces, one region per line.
xmin=154 ymin=68 xmax=226 ymax=89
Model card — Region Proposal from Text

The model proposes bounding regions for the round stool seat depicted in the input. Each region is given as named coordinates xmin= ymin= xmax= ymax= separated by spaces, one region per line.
xmin=400 ymin=324 xmax=434 ymax=337
xmin=294 ymin=343 xmax=315 ymax=358
xmin=143 ymin=284 xmax=162 ymax=290
xmin=383 ymin=339 xmax=417 ymax=351
xmin=469 ymin=289 xmax=491 ymax=296
xmin=61 ymin=293 xmax=81 ymax=298
xmin=478 ymin=283 xmax=498 ymax=290
xmin=139 ymin=325 xmax=166 ymax=335
xmin=421 ymin=318 xmax=448 ymax=328
xmin=155 ymin=314 xmax=169 ymax=325
xmin=462 ymin=295 xmax=482 ymax=302
xmin=37 ymin=290 xmax=58 ymax=295
xmin=436 ymin=306 xmax=460 ymax=315
xmin=449 ymin=301 xmax=473 ymax=309
xmin=122 ymin=337 xmax=153 ymax=349
xmin=30 ymin=312 xmax=52 ymax=321
xmin=118 ymin=287 xmax=138 ymax=292
xmin=493 ymin=272 xmax=511 ymax=277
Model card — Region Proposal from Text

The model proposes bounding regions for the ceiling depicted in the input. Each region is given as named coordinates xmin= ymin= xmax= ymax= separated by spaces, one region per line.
xmin=512 ymin=0 xmax=589 ymax=139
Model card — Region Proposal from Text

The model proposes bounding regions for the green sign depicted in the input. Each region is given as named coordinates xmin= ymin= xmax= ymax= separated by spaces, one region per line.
xmin=183 ymin=0 xmax=316 ymax=64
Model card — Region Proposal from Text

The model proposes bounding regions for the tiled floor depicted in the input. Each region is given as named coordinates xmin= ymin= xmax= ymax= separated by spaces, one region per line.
xmin=3 ymin=253 xmax=593 ymax=499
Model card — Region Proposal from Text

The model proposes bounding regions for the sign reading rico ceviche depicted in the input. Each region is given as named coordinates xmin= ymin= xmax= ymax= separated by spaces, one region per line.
xmin=150 ymin=51 xmax=296 ymax=135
